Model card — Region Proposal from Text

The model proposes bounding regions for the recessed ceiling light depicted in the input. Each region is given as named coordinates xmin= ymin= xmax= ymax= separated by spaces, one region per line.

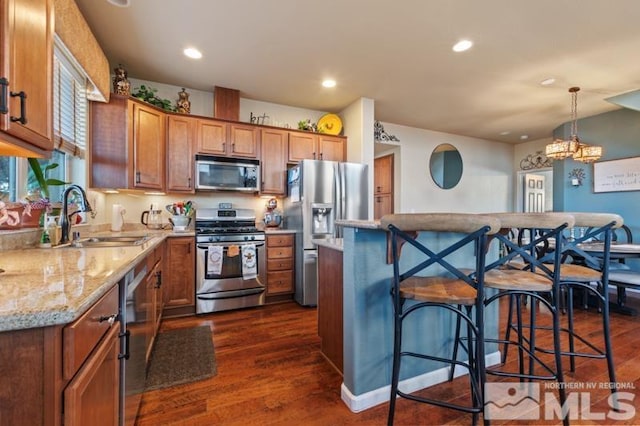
xmin=183 ymin=48 xmax=202 ymax=59
xmin=322 ymin=79 xmax=336 ymax=88
xmin=540 ymin=78 xmax=556 ymax=86
xmin=520 ymin=135 xmax=529 ymax=140
xmin=106 ymin=0 xmax=130 ymax=6
xmin=452 ymin=40 xmax=473 ymax=52
xmin=500 ymin=131 xmax=511 ymax=136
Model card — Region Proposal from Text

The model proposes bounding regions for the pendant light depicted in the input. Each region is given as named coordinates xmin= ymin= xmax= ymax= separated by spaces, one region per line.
xmin=545 ymin=87 xmax=603 ymax=163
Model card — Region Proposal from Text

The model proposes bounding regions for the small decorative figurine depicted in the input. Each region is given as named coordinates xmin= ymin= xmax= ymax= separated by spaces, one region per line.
xmin=176 ymin=88 xmax=191 ymax=114
xmin=112 ymin=64 xmax=131 ymax=96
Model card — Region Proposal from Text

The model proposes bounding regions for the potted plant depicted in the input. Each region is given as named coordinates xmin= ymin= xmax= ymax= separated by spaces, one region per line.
xmin=22 ymin=158 xmax=68 ymax=227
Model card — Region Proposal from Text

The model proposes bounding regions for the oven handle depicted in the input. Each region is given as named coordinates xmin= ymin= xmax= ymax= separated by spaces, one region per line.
xmin=197 ymin=241 xmax=265 ymax=250
xmin=197 ymin=287 xmax=265 ymax=300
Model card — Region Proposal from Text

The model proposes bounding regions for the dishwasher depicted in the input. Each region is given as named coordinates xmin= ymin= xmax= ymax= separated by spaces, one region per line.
xmin=119 ymin=262 xmax=148 ymax=426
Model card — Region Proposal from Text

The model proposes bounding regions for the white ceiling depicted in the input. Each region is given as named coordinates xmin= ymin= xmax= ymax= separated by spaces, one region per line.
xmin=74 ymin=0 xmax=640 ymax=144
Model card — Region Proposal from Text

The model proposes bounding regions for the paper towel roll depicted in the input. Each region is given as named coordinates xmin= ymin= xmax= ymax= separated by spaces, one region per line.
xmin=111 ymin=204 xmax=125 ymax=232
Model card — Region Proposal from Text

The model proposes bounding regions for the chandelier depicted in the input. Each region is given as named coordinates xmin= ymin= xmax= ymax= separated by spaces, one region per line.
xmin=545 ymin=87 xmax=603 ymax=163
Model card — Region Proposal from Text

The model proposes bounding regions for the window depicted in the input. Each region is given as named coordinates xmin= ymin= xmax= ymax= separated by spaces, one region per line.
xmin=0 ymin=36 xmax=87 ymax=205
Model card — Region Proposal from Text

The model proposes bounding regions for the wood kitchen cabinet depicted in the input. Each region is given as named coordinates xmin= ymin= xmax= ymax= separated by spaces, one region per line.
xmin=0 ymin=284 xmax=121 ymax=425
xmin=167 ymin=115 xmax=196 ymax=193
xmin=265 ymin=233 xmax=295 ymax=298
xmin=288 ymin=131 xmax=346 ymax=162
xmin=131 ymin=101 xmax=166 ymax=191
xmin=196 ymin=118 xmax=227 ymax=155
xmin=374 ymin=154 xmax=394 ymax=219
xmin=163 ymin=236 xmax=196 ymax=318
xmin=195 ymin=119 xmax=259 ymax=159
xmin=89 ymin=95 xmax=166 ymax=191
xmin=260 ymin=128 xmax=288 ymax=195
xmin=144 ymin=243 xmax=164 ymax=361
xmin=317 ymin=244 xmax=343 ymax=374
xmin=317 ymin=134 xmax=346 ymax=161
xmin=0 ymin=0 xmax=54 ymax=156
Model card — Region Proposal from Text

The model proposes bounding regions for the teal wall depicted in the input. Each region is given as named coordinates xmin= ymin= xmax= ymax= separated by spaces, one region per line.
xmin=553 ymin=108 xmax=640 ymax=267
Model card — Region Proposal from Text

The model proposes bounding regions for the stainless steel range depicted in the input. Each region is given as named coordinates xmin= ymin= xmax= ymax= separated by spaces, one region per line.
xmin=195 ymin=207 xmax=266 ymax=314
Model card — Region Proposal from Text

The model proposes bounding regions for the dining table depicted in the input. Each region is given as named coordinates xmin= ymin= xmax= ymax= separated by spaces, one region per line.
xmin=577 ymin=241 xmax=640 ymax=315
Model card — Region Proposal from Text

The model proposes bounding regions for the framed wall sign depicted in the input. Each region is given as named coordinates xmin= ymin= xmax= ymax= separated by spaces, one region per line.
xmin=593 ymin=156 xmax=640 ymax=193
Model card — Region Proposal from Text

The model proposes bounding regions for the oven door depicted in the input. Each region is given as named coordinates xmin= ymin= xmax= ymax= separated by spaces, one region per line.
xmin=196 ymin=240 xmax=266 ymax=294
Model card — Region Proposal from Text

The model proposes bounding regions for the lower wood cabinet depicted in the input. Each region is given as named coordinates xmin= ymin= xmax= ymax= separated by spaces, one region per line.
xmin=317 ymin=244 xmax=344 ymax=374
xmin=163 ymin=236 xmax=196 ymax=318
xmin=266 ymin=233 xmax=295 ymax=298
xmin=64 ymin=324 xmax=120 ymax=426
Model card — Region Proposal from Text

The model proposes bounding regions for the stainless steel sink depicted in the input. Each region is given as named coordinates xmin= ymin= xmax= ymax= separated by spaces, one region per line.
xmin=57 ymin=235 xmax=151 ymax=248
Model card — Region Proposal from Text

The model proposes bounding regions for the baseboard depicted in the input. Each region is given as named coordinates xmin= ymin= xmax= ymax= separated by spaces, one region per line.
xmin=341 ymin=350 xmax=501 ymax=413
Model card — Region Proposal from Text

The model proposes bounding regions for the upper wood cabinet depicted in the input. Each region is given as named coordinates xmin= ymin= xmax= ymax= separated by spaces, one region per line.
xmin=288 ymin=132 xmax=317 ymax=162
xmin=288 ymin=131 xmax=346 ymax=163
xmin=196 ymin=119 xmax=227 ymax=155
xmin=90 ymin=95 xmax=166 ymax=191
xmin=260 ymin=128 xmax=288 ymax=195
xmin=0 ymin=0 xmax=54 ymax=156
xmin=229 ymin=123 xmax=259 ymax=158
xmin=130 ymin=102 xmax=165 ymax=190
xmin=195 ymin=120 xmax=259 ymax=159
xmin=167 ymin=115 xmax=195 ymax=193
xmin=318 ymin=135 xmax=345 ymax=162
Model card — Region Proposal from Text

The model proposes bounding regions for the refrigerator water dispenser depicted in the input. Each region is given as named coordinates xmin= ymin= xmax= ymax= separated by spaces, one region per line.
xmin=311 ymin=203 xmax=334 ymax=235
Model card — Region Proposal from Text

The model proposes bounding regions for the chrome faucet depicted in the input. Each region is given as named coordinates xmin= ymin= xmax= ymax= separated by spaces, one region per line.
xmin=59 ymin=184 xmax=93 ymax=244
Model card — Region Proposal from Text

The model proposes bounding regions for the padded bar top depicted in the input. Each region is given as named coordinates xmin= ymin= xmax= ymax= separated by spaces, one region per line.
xmin=380 ymin=213 xmax=501 ymax=235
xmin=566 ymin=212 xmax=623 ymax=228
xmin=486 ymin=212 xmax=575 ymax=229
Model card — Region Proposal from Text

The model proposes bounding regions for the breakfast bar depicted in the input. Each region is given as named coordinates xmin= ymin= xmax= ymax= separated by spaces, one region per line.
xmin=334 ymin=220 xmax=500 ymax=412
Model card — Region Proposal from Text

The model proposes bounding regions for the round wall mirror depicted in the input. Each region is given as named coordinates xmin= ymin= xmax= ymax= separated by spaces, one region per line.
xmin=429 ymin=143 xmax=463 ymax=189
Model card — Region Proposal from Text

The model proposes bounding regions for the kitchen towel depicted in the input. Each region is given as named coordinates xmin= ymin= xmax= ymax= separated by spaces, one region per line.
xmin=241 ymin=244 xmax=257 ymax=280
xmin=207 ymin=246 xmax=223 ymax=275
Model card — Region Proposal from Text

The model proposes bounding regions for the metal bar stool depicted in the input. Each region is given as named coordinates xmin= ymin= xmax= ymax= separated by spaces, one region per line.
xmin=535 ymin=212 xmax=623 ymax=398
xmin=470 ymin=213 xmax=572 ymax=425
xmin=381 ymin=213 xmax=501 ymax=425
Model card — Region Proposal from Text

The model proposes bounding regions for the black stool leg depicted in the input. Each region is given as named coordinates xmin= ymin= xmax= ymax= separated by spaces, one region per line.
xmin=388 ymin=311 xmax=403 ymax=425
xmin=566 ymin=285 xmax=576 ymax=372
xmin=601 ymin=284 xmax=619 ymax=407
xmin=449 ymin=304 xmax=464 ymax=382
xmin=502 ymin=294 xmax=515 ymax=364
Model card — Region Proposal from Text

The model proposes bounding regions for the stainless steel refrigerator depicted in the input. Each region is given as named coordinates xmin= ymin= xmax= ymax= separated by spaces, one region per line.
xmin=284 ymin=159 xmax=368 ymax=306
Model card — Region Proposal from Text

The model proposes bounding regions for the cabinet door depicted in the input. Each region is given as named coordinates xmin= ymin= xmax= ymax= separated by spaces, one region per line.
xmin=288 ymin=132 xmax=318 ymax=162
xmin=163 ymin=237 xmax=195 ymax=316
xmin=167 ymin=115 xmax=195 ymax=193
xmin=318 ymin=135 xmax=345 ymax=162
xmin=1 ymin=0 xmax=54 ymax=153
xmin=260 ymin=128 xmax=288 ymax=195
xmin=374 ymin=193 xmax=393 ymax=220
xmin=374 ymin=154 xmax=393 ymax=194
xmin=196 ymin=119 xmax=227 ymax=155
xmin=64 ymin=324 xmax=120 ymax=426
xmin=229 ymin=123 xmax=259 ymax=158
xmin=131 ymin=102 xmax=165 ymax=190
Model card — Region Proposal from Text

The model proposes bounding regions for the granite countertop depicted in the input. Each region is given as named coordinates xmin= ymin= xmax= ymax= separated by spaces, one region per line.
xmin=335 ymin=219 xmax=382 ymax=229
xmin=312 ymin=238 xmax=344 ymax=251
xmin=0 ymin=230 xmax=188 ymax=332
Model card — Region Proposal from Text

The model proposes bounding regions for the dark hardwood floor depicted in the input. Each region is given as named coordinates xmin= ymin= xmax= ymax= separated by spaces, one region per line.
xmin=136 ymin=293 xmax=640 ymax=425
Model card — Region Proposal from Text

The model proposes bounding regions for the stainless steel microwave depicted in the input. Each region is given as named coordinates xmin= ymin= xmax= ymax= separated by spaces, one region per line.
xmin=195 ymin=155 xmax=260 ymax=192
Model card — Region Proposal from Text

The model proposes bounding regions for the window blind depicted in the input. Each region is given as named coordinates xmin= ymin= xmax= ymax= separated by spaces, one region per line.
xmin=53 ymin=41 xmax=88 ymax=159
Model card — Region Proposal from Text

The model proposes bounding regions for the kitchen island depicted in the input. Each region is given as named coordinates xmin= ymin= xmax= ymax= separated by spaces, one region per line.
xmin=333 ymin=220 xmax=499 ymax=412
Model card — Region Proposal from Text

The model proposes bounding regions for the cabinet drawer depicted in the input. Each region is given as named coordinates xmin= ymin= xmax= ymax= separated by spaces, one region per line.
xmin=267 ymin=258 xmax=293 ymax=271
xmin=63 ymin=285 xmax=119 ymax=380
xmin=267 ymin=270 xmax=294 ymax=294
xmin=266 ymin=234 xmax=294 ymax=247
xmin=268 ymin=246 xmax=293 ymax=259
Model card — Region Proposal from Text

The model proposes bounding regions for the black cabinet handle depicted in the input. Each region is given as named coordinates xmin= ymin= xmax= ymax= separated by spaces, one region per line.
xmin=155 ymin=271 xmax=162 ymax=288
xmin=99 ymin=313 xmax=118 ymax=326
xmin=119 ymin=330 xmax=130 ymax=360
xmin=0 ymin=78 xmax=8 ymax=114
xmin=135 ymin=171 xmax=141 ymax=183
xmin=10 ymin=91 xmax=27 ymax=124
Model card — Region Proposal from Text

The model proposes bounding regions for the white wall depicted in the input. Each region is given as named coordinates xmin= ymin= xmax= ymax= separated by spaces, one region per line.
xmin=376 ymin=122 xmax=514 ymax=213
